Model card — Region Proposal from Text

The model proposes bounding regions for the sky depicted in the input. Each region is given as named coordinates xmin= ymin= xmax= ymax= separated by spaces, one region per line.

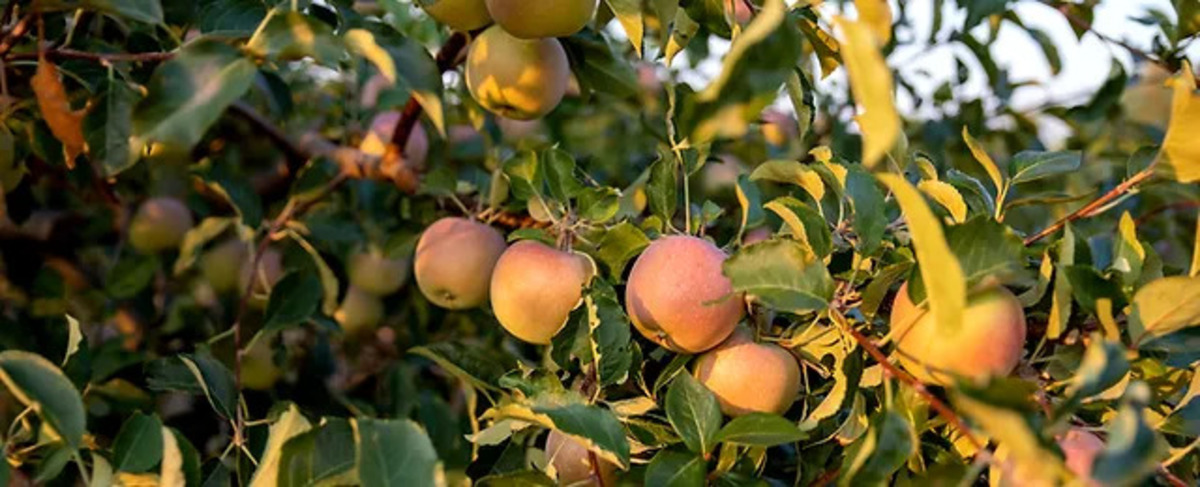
xmin=671 ymin=0 xmax=1199 ymax=147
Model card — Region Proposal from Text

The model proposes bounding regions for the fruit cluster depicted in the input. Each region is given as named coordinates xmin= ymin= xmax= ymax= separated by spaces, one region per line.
xmin=422 ymin=0 xmax=598 ymax=120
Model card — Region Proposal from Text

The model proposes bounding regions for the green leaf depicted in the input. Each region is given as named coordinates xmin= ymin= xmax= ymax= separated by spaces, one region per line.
xmin=345 ymin=26 xmax=445 ymax=135
xmin=963 ymin=0 xmax=1009 ymax=29
xmin=945 ymin=215 xmax=1023 ymax=288
xmin=645 ymin=448 xmax=707 ymax=487
xmin=133 ymin=39 xmax=257 ymax=151
xmin=845 ymin=165 xmax=886 ymax=255
xmin=409 ymin=342 xmax=517 ymax=392
xmin=112 ymin=412 xmax=165 ymax=472
xmin=542 ymin=148 xmax=583 ymax=201
xmin=666 ymin=373 xmax=722 ymax=456
xmin=0 ymin=351 xmax=87 ymax=448
xmin=748 ymin=160 xmax=825 ymax=200
xmin=263 ymin=272 xmax=323 ymax=332
xmin=106 ymin=253 xmax=158 ymax=299
xmin=577 ymin=187 xmax=620 ymax=223
xmin=356 ymin=418 xmax=441 ymax=487
xmin=723 ymin=238 xmax=833 ymax=314
xmin=248 ymin=404 xmax=313 ymax=487
xmin=37 ymin=0 xmax=164 ymax=24
xmin=1008 ymin=150 xmax=1082 ymax=185
xmin=1111 ymin=212 xmax=1145 ymax=287
xmin=839 ymin=411 xmax=915 ymax=486
xmin=0 ymin=126 xmax=24 ymax=192
xmin=762 ymin=196 xmax=832 ymax=258
xmin=664 ymin=8 xmax=699 ymax=67
xmin=714 ymin=413 xmax=806 ymax=446
xmin=605 ymin=0 xmax=644 ymax=57
xmin=561 ymin=30 xmax=639 ymax=99
xmin=1130 ymin=275 xmax=1200 ymax=344
xmin=800 ymin=346 xmax=863 ymax=428
xmin=953 ymin=378 xmax=1067 ymax=484
xmin=179 ymin=352 xmax=237 ymax=419
xmin=247 ymin=9 xmax=344 ymax=64
xmin=680 ymin=0 xmax=801 ymax=143
xmin=84 ymin=78 xmax=141 ymax=177
xmin=197 ymin=0 xmax=267 ymax=33
xmin=583 ymin=281 xmax=634 ymax=387
xmin=1064 ymin=338 xmax=1129 ymax=402
xmin=537 ymin=403 xmax=631 ymax=468
xmin=278 ymin=418 xmax=357 ymax=487
xmin=1091 ymin=383 xmax=1162 ymax=486
xmin=647 ymin=154 xmax=678 ymax=223
xmin=503 ymin=150 xmax=542 ymax=202
xmin=172 ymin=217 xmax=237 ymax=276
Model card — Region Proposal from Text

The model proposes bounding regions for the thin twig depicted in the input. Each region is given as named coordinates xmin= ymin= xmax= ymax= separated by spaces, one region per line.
xmin=833 ymin=312 xmax=987 ymax=454
xmin=1 ymin=1 xmax=17 ymax=27
xmin=1023 ymin=166 xmax=1156 ymax=245
xmin=6 ymin=48 xmax=175 ymax=63
xmin=1040 ymin=0 xmax=1169 ymax=69
xmin=388 ymin=31 xmax=470 ymax=149
xmin=0 ymin=12 xmax=32 ymax=58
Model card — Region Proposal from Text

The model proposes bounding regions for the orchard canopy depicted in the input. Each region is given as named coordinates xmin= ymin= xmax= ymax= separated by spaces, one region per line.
xmin=2 ymin=0 xmax=1200 ymax=485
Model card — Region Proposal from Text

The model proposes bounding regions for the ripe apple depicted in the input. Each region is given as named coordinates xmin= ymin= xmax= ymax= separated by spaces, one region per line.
xmin=335 ymin=286 xmax=386 ymax=336
xmin=347 ymin=248 xmax=410 ymax=296
xmin=545 ymin=429 xmax=617 ymax=486
xmin=421 ymin=0 xmax=492 ymax=32
xmin=889 ymin=282 xmax=1026 ymax=385
xmin=625 ymin=235 xmax=744 ymax=353
xmin=485 ymin=0 xmax=598 ymax=39
xmin=990 ymin=427 xmax=1105 ymax=487
xmin=695 ymin=327 xmax=801 ymax=416
xmin=201 ymin=238 xmax=249 ymax=294
xmin=465 ymin=26 xmax=570 ymax=121
xmin=359 ymin=111 xmax=430 ymax=167
xmin=489 ymin=240 xmax=593 ymax=344
xmin=129 ymin=197 xmax=194 ymax=253
xmin=414 ymin=217 xmax=507 ymax=309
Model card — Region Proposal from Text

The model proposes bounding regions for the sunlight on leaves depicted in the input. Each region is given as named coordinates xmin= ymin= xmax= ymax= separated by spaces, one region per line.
xmin=1163 ymin=60 xmax=1200 ymax=182
xmin=835 ymin=17 xmax=899 ymax=169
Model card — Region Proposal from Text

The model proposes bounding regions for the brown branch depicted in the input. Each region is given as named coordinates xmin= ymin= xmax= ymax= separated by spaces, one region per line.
xmin=807 ymin=466 xmax=841 ymax=487
xmin=1023 ymin=166 xmax=1156 ymax=246
xmin=1 ymin=1 xmax=17 ymax=27
xmin=0 ymin=12 xmax=32 ymax=59
xmin=1041 ymin=0 xmax=1169 ymax=69
xmin=229 ymin=101 xmax=309 ymax=171
xmin=1133 ymin=200 xmax=1200 ymax=226
xmin=389 ymin=31 xmax=470 ymax=149
xmin=834 ymin=314 xmax=987 ymax=454
xmin=6 ymin=48 xmax=175 ymax=63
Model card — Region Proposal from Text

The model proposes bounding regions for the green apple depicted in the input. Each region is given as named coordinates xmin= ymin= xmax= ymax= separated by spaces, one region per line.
xmin=347 ymin=248 xmax=410 ymax=296
xmin=485 ymin=0 xmax=598 ymax=38
xmin=421 ymin=0 xmax=492 ymax=32
xmin=129 ymin=197 xmax=194 ymax=253
xmin=465 ymin=25 xmax=569 ymax=121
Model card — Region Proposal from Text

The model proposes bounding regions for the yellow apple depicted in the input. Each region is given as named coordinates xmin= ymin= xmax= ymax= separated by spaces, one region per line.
xmin=485 ymin=0 xmax=598 ymax=38
xmin=465 ymin=26 xmax=570 ymax=121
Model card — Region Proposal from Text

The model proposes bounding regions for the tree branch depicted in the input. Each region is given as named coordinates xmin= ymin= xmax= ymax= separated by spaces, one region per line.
xmin=0 ymin=12 xmax=32 ymax=59
xmin=6 ymin=48 xmax=175 ymax=63
xmin=1023 ymin=165 xmax=1156 ymax=246
xmin=1041 ymin=0 xmax=1169 ymax=69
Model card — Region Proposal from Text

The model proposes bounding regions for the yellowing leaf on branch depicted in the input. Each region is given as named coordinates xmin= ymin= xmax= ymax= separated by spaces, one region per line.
xmin=835 ymin=17 xmax=899 ymax=170
xmin=854 ymin=0 xmax=892 ymax=44
xmin=1163 ymin=60 xmax=1200 ymax=183
xmin=917 ymin=179 xmax=967 ymax=223
xmin=878 ymin=173 xmax=966 ymax=334
xmin=31 ymin=57 xmax=87 ymax=168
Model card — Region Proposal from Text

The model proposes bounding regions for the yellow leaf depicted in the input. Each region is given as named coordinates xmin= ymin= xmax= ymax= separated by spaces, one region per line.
xmin=854 ymin=0 xmax=892 ymax=44
xmin=764 ymin=200 xmax=816 ymax=256
xmin=31 ymin=57 xmax=86 ymax=168
xmin=1048 ymin=224 xmax=1075 ymax=339
xmin=961 ymin=126 xmax=1003 ymax=195
xmin=160 ymin=427 xmax=185 ymax=487
xmin=248 ymin=404 xmax=313 ymax=487
xmin=878 ymin=174 xmax=965 ymax=334
xmin=344 ymin=29 xmax=396 ymax=84
xmin=1096 ymin=299 xmax=1121 ymax=343
xmin=917 ymin=179 xmax=967 ymax=223
xmin=1163 ymin=60 xmax=1200 ymax=182
xmin=798 ymin=19 xmax=840 ymax=78
xmin=835 ymin=18 xmax=899 ymax=169
xmin=809 ymin=145 xmax=832 ymax=164
xmin=1191 ymin=211 xmax=1199 ymax=277
xmin=913 ymin=154 xmax=938 ymax=180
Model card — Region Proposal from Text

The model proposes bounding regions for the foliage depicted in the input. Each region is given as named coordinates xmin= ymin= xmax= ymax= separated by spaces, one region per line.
xmin=0 ymin=0 xmax=1199 ymax=485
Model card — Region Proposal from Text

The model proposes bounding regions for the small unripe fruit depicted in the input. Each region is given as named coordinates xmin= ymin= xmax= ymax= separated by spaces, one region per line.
xmin=347 ymin=249 xmax=410 ymax=296
xmin=335 ymin=286 xmax=386 ymax=336
xmin=695 ymin=328 xmax=801 ymax=416
xmin=545 ymin=429 xmax=617 ymax=486
xmin=129 ymin=197 xmax=194 ymax=253
xmin=990 ymin=427 xmax=1104 ymax=487
xmin=421 ymin=0 xmax=492 ymax=32
xmin=466 ymin=26 xmax=569 ymax=121
xmin=414 ymin=217 xmax=507 ymax=309
xmin=201 ymin=239 xmax=249 ymax=293
xmin=889 ymin=283 xmax=1026 ymax=385
xmin=360 ymin=111 xmax=429 ymax=167
xmin=241 ymin=339 xmax=282 ymax=391
xmin=490 ymin=241 xmax=593 ymax=344
xmin=485 ymin=0 xmax=598 ymax=39
xmin=625 ymin=236 xmax=744 ymax=353
xmin=240 ymin=247 xmax=285 ymax=297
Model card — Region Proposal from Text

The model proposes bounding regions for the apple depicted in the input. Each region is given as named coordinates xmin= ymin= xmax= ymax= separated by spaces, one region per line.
xmin=465 ymin=25 xmax=570 ymax=121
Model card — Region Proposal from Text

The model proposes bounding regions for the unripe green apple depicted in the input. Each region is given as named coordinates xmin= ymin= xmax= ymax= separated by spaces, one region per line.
xmin=241 ymin=339 xmax=282 ymax=391
xmin=240 ymin=247 xmax=285 ymax=298
xmin=335 ymin=286 xmax=386 ymax=336
xmin=201 ymin=239 xmax=249 ymax=294
xmin=889 ymin=282 xmax=1026 ymax=385
xmin=421 ymin=0 xmax=492 ymax=32
xmin=129 ymin=197 xmax=194 ymax=253
xmin=347 ymin=248 xmax=410 ymax=296
xmin=990 ymin=427 xmax=1104 ymax=487
xmin=485 ymin=0 xmax=598 ymax=39
xmin=465 ymin=26 xmax=570 ymax=121
xmin=625 ymin=236 xmax=744 ymax=353
xmin=490 ymin=240 xmax=593 ymax=344
xmin=695 ymin=327 xmax=801 ymax=416
xmin=545 ymin=429 xmax=617 ymax=486
xmin=414 ymin=217 xmax=507 ymax=309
